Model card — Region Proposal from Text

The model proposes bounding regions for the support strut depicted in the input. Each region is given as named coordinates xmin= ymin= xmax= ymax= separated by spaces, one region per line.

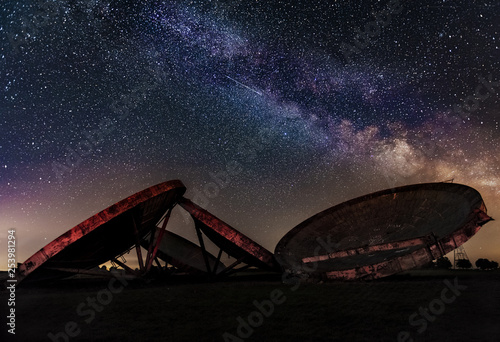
xmin=145 ymin=207 xmax=173 ymax=273
xmin=194 ymin=222 xmax=213 ymax=276
xmin=132 ymin=215 xmax=145 ymax=272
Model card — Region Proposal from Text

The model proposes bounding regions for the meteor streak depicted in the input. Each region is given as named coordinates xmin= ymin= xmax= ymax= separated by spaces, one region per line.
xmin=225 ymin=75 xmax=263 ymax=96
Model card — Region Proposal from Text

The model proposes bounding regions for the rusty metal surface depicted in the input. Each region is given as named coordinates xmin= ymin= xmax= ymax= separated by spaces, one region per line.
xmin=179 ymin=197 xmax=279 ymax=271
xmin=302 ymin=235 xmax=431 ymax=263
xmin=17 ymin=180 xmax=186 ymax=283
xmin=275 ymin=182 xmax=493 ymax=280
xmin=141 ymin=228 xmax=226 ymax=275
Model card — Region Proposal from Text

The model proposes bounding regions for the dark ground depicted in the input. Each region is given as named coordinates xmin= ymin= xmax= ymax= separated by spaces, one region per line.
xmin=1 ymin=269 xmax=500 ymax=342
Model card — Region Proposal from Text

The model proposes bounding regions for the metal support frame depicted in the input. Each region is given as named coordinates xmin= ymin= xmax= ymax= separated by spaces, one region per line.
xmin=224 ymin=264 xmax=251 ymax=277
xmin=145 ymin=207 xmax=173 ymax=272
xmin=188 ymin=222 xmax=253 ymax=278
xmin=194 ymin=222 xmax=213 ymax=275
xmin=212 ymin=249 xmax=224 ymax=275
xmin=302 ymin=235 xmax=432 ymax=264
xmin=112 ymin=258 xmax=140 ymax=276
xmin=132 ymin=215 xmax=145 ymax=272
xmin=429 ymin=232 xmax=446 ymax=258
xmin=217 ymin=256 xmax=248 ymax=276
xmin=193 ymin=223 xmax=251 ymax=277
xmin=453 ymin=245 xmax=470 ymax=269
xmin=154 ymin=257 xmax=163 ymax=271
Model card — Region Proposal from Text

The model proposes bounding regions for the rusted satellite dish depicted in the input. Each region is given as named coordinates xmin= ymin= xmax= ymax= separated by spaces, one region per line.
xmin=274 ymin=183 xmax=493 ymax=280
xmin=17 ymin=180 xmax=186 ymax=284
xmin=141 ymin=228 xmax=226 ymax=275
xmin=179 ymin=197 xmax=279 ymax=273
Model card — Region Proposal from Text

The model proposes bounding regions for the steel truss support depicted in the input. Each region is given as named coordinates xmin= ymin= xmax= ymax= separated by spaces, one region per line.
xmin=193 ymin=223 xmax=250 ymax=278
xmin=145 ymin=207 xmax=173 ymax=273
xmin=154 ymin=257 xmax=163 ymax=271
xmin=302 ymin=233 xmax=444 ymax=264
xmin=132 ymin=215 xmax=145 ymax=272
xmin=112 ymin=258 xmax=140 ymax=276
xmin=194 ymin=222 xmax=213 ymax=276
xmin=217 ymin=256 xmax=248 ymax=276
xmin=212 ymin=248 xmax=224 ymax=276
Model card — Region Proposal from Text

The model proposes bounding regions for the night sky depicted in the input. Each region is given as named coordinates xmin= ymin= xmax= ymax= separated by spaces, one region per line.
xmin=1 ymin=0 xmax=499 ymax=270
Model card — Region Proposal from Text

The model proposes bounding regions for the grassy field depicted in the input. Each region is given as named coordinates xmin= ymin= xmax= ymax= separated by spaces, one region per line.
xmin=2 ymin=269 xmax=500 ymax=341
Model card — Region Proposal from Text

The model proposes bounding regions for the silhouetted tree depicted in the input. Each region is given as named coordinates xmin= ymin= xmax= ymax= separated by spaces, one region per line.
xmin=456 ymin=259 xmax=472 ymax=269
xmin=475 ymin=258 xmax=499 ymax=270
xmin=476 ymin=258 xmax=488 ymax=269
xmin=420 ymin=261 xmax=435 ymax=269
xmin=475 ymin=258 xmax=488 ymax=270
xmin=436 ymin=257 xmax=452 ymax=269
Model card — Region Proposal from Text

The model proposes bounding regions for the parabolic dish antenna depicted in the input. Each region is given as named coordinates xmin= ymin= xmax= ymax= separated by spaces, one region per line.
xmin=17 ymin=180 xmax=186 ymax=284
xmin=141 ymin=228 xmax=227 ymax=275
xmin=274 ymin=183 xmax=493 ymax=280
xmin=179 ymin=197 xmax=279 ymax=272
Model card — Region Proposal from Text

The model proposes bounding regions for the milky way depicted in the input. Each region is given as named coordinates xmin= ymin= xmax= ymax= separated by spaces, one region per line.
xmin=0 ymin=0 xmax=499 ymax=266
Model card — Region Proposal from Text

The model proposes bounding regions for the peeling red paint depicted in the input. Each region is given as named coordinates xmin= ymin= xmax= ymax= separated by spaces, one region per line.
xmin=17 ymin=180 xmax=186 ymax=284
xmin=275 ymin=182 xmax=494 ymax=281
xmin=179 ymin=197 xmax=278 ymax=271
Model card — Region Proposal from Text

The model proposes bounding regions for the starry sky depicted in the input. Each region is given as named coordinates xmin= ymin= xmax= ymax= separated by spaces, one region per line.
xmin=0 ymin=0 xmax=499 ymax=270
